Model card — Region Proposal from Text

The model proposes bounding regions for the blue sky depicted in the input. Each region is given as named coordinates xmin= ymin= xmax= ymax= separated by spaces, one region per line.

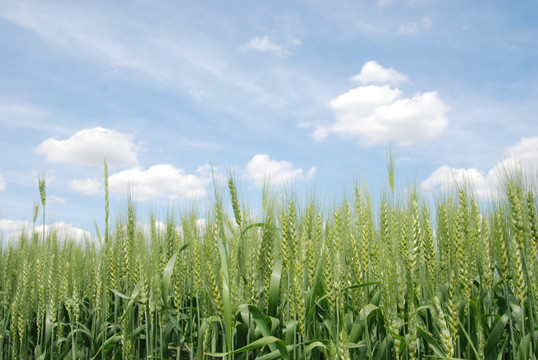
xmin=1 ymin=0 xmax=537 ymax=240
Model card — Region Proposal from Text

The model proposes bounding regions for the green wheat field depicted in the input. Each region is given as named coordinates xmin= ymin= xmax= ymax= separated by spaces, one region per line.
xmin=1 ymin=161 xmax=537 ymax=359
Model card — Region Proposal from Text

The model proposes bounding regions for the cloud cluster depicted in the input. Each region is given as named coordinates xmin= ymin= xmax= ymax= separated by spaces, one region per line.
xmin=244 ymin=154 xmax=316 ymax=188
xmin=35 ymin=127 xmax=139 ymax=167
xmin=108 ymin=164 xmax=210 ymax=201
xmin=314 ymin=61 xmax=449 ymax=146
xmin=421 ymin=136 xmax=538 ymax=199
xmin=0 ymin=219 xmax=94 ymax=245
xmin=39 ymin=126 xmax=316 ymax=200
xmin=421 ymin=166 xmax=490 ymax=199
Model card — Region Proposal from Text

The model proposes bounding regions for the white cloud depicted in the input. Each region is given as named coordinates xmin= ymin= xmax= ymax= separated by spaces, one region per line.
xmin=49 ymin=195 xmax=66 ymax=204
xmin=399 ymin=18 xmax=431 ymax=35
xmin=0 ymin=219 xmax=94 ymax=246
xmin=377 ymin=0 xmax=390 ymax=7
xmin=0 ymin=101 xmax=71 ymax=133
xmin=351 ymin=61 xmax=408 ymax=85
xmin=422 ymin=17 xmax=432 ymax=30
xmin=505 ymin=136 xmax=538 ymax=163
xmin=421 ymin=166 xmax=490 ymax=199
xmin=35 ymin=127 xmax=139 ymax=168
xmin=316 ymin=64 xmax=449 ymax=145
xmin=108 ymin=164 xmax=210 ymax=201
xmin=399 ymin=23 xmax=419 ymax=35
xmin=244 ymin=154 xmax=316 ymax=188
xmin=70 ymin=178 xmax=102 ymax=195
xmin=0 ymin=175 xmax=5 ymax=192
xmin=0 ymin=101 xmax=48 ymax=124
xmin=421 ymin=136 xmax=538 ymax=199
xmin=240 ymin=36 xmax=291 ymax=58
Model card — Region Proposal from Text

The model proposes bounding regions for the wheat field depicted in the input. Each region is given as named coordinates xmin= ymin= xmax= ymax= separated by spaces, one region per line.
xmin=1 ymin=164 xmax=537 ymax=359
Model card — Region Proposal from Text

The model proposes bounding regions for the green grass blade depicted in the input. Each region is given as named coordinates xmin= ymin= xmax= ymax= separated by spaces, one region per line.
xmin=218 ymin=239 xmax=233 ymax=357
xmin=268 ymin=259 xmax=283 ymax=318
xmin=248 ymin=305 xmax=289 ymax=359
xmin=161 ymin=245 xmax=188 ymax=305
xmin=484 ymin=314 xmax=508 ymax=356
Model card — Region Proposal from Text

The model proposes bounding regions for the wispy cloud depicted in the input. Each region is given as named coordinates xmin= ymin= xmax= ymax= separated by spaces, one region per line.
xmin=377 ymin=0 xmax=390 ymax=8
xmin=422 ymin=17 xmax=432 ymax=30
xmin=314 ymin=61 xmax=449 ymax=146
xmin=399 ymin=23 xmax=419 ymax=35
xmin=0 ymin=174 xmax=6 ymax=192
xmin=0 ymin=1 xmax=284 ymax=112
xmin=0 ymin=101 xmax=68 ymax=134
xmin=35 ymin=127 xmax=139 ymax=168
xmin=240 ymin=36 xmax=296 ymax=58
xmin=399 ymin=17 xmax=432 ymax=35
xmin=244 ymin=154 xmax=316 ymax=188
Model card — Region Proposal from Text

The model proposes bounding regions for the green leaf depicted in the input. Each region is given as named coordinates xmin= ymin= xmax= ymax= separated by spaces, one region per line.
xmin=91 ymin=335 xmax=122 ymax=360
xmin=161 ymin=245 xmax=188 ymax=304
xmin=302 ymin=340 xmax=327 ymax=358
xmin=341 ymin=281 xmax=380 ymax=292
xmin=118 ymin=283 xmax=141 ymax=323
xmin=284 ymin=320 xmax=298 ymax=345
xmin=240 ymin=223 xmax=265 ymax=242
xmin=218 ymin=238 xmax=234 ymax=355
xmin=416 ymin=326 xmax=446 ymax=359
xmin=206 ymin=336 xmax=284 ymax=357
xmin=374 ymin=335 xmax=391 ymax=360
xmin=305 ymin=240 xmax=325 ymax=322
xmin=248 ymin=305 xmax=289 ymax=359
xmin=268 ymin=259 xmax=283 ymax=317
xmin=484 ymin=314 xmax=508 ymax=356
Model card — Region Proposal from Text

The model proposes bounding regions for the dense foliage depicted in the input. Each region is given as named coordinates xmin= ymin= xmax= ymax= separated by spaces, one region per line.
xmin=1 ymin=172 xmax=537 ymax=359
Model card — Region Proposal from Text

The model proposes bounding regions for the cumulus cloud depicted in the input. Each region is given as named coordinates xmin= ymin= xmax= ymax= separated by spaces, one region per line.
xmin=244 ymin=154 xmax=316 ymax=188
xmin=0 ymin=219 xmax=94 ymax=246
xmin=70 ymin=178 xmax=102 ymax=195
xmin=35 ymin=127 xmax=139 ymax=168
xmin=315 ymin=63 xmax=449 ymax=145
xmin=108 ymin=164 xmax=210 ymax=201
xmin=351 ymin=61 xmax=408 ymax=85
xmin=240 ymin=36 xmax=292 ymax=58
xmin=505 ymin=136 xmax=538 ymax=163
xmin=0 ymin=175 xmax=5 ymax=192
xmin=421 ymin=166 xmax=490 ymax=199
xmin=421 ymin=136 xmax=538 ymax=199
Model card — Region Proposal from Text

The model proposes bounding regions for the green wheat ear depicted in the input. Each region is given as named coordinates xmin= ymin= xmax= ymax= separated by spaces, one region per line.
xmin=387 ymin=146 xmax=395 ymax=194
xmin=228 ymin=175 xmax=242 ymax=229
xmin=38 ymin=173 xmax=46 ymax=242
xmin=38 ymin=174 xmax=46 ymax=208
xmin=32 ymin=203 xmax=39 ymax=225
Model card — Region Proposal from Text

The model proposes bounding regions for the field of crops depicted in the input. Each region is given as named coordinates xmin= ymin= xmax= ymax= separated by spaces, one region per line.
xmin=1 ymin=168 xmax=537 ymax=359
